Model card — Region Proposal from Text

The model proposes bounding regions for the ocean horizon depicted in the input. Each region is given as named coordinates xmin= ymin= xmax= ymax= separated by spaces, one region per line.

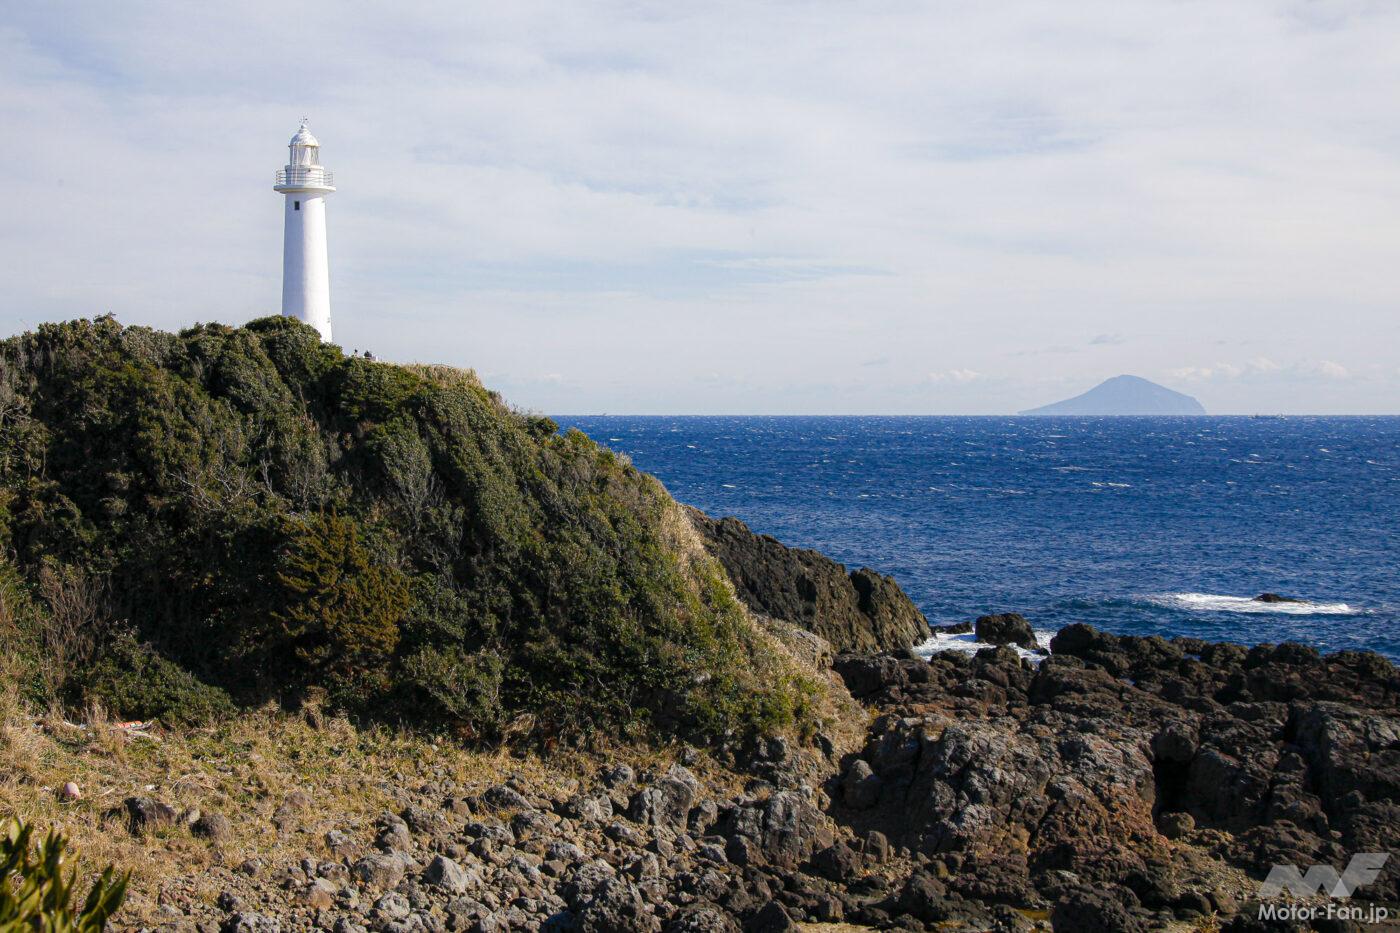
xmin=559 ymin=414 xmax=1400 ymax=659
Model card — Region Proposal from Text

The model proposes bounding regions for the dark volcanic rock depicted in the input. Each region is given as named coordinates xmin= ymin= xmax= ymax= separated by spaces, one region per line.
xmin=974 ymin=612 xmax=1036 ymax=649
xmin=192 ymin=811 xmax=232 ymax=841
xmin=833 ymin=622 xmax=1400 ymax=914
xmin=118 ymin=796 xmax=177 ymax=836
xmin=1052 ymin=887 xmax=1146 ymax=933
xmin=686 ymin=507 xmax=927 ymax=653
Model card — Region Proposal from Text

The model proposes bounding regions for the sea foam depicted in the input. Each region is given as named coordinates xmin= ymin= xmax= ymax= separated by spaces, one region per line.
xmin=1148 ymin=593 xmax=1356 ymax=616
xmin=912 ymin=629 xmax=1054 ymax=663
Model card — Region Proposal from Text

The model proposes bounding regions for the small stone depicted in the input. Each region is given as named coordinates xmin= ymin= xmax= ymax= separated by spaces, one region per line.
xmin=374 ymin=891 xmax=411 ymax=921
xmin=601 ymin=765 xmax=635 ymax=789
xmin=483 ymin=784 xmax=531 ymax=811
xmin=300 ymin=879 xmax=336 ymax=910
xmin=665 ymin=905 xmax=740 ymax=933
xmin=724 ymin=836 xmax=755 ymax=867
xmin=193 ymin=812 xmax=232 ymax=841
xmin=862 ymin=829 xmax=890 ymax=863
xmin=221 ymin=913 xmax=280 ymax=933
xmin=841 ymin=760 xmax=882 ymax=810
xmin=696 ymin=843 xmax=728 ymax=865
xmin=424 ymin=855 xmax=476 ymax=894
xmin=273 ymin=790 xmax=311 ymax=832
xmin=59 ymin=782 xmax=81 ymax=801
xmin=119 ymin=796 xmax=177 ymax=836
xmin=746 ymin=901 xmax=795 ymax=933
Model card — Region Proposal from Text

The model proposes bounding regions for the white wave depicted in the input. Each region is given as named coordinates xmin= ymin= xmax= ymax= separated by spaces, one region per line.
xmin=912 ymin=629 xmax=1054 ymax=664
xmin=1091 ymin=481 xmax=1131 ymax=488
xmin=1148 ymin=592 xmax=1357 ymax=615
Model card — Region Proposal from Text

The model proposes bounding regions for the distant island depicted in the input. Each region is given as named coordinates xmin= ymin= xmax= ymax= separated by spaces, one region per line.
xmin=1020 ymin=374 xmax=1206 ymax=415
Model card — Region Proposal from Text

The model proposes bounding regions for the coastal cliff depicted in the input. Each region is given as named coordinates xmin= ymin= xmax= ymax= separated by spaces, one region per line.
xmin=686 ymin=507 xmax=929 ymax=655
xmin=1 ymin=318 xmax=1397 ymax=932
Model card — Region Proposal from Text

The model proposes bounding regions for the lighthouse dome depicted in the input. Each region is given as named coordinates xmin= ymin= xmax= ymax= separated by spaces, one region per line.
xmin=290 ymin=122 xmax=320 ymax=148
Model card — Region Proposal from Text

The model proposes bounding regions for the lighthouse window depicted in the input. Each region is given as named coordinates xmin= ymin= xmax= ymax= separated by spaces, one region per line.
xmin=294 ymin=201 xmax=300 ymax=210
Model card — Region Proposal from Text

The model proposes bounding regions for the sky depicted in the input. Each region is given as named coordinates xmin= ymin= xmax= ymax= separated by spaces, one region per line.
xmin=1 ymin=1 xmax=1398 ymax=414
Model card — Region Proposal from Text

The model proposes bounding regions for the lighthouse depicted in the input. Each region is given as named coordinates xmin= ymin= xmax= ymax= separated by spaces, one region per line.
xmin=273 ymin=120 xmax=335 ymax=341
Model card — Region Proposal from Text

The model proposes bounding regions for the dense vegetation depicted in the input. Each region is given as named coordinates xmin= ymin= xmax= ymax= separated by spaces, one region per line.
xmin=0 ymin=819 xmax=127 ymax=931
xmin=0 ymin=317 xmax=819 ymax=745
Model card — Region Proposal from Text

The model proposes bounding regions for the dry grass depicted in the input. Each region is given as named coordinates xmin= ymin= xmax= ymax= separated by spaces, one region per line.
xmin=664 ymin=497 xmax=869 ymax=757
xmin=0 ymin=679 xmax=720 ymax=927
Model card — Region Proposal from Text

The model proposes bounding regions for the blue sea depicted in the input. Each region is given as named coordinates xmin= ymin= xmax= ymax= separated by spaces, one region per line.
xmin=556 ymin=416 xmax=1400 ymax=660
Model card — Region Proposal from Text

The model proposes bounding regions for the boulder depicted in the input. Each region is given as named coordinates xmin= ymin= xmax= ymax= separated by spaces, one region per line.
xmin=841 ymin=759 xmax=882 ymax=810
xmin=576 ymin=876 xmax=658 ymax=933
xmin=1051 ymin=887 xmax=1145 ymax=933
xmin=897 ymin=873 xmax=950 ymax=923
xmin=974 ymin=613 xmax=1036 ymax=649
xmin=743 ymin=901 xmax=795 ymax=933
xmin=810 ymin=841 xmax=859 ymax=882
xmin=721 ymin=790 xmax=832 ymax=871
xmin=629 ymin=765 xmax=699 ymax=831
xmin=352 ymin=853 xmax=406 ymax=890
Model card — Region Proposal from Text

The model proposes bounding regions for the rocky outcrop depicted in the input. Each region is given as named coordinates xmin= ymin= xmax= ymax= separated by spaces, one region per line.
xmin=685 ymin=507 xmax=927 ymax=654
xmin=831 ymin=625 xmax=1400 ymax=925
xmin=90 ymin=623 xmax=1400 ymax=933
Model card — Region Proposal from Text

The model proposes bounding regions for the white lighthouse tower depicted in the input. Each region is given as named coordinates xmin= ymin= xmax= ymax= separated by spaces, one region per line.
xmin=273 ymin=120 xmax=335 ymax=341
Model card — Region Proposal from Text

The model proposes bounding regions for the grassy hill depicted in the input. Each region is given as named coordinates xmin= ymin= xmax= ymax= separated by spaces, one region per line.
xmin=0 ymin=316 xmax=831 ymax=748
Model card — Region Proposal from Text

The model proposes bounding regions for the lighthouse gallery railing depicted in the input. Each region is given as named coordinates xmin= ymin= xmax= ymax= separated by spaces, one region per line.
xmin=274 ymin=168 xmax=335 ymax=187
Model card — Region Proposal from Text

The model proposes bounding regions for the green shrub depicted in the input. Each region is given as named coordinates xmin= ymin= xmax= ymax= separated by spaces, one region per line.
xmin=273 ymin=511 xmax=410 ymax=704
xmin=0 ymin=819 xmax=127 ymax=931
xmin=79 ymin=631 xmax=236 ymax=727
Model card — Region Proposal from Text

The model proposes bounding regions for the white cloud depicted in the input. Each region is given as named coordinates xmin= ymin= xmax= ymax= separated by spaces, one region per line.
xmin=1169 ymin=357 xmax=1350 ymax=383
xmin=0 ymin=3 xmax=1398 ymax=412
xmin=927 ymin=369 xmax=984 ymax=384
xmin=1308 ymin=360 xmax=1351 ymax=380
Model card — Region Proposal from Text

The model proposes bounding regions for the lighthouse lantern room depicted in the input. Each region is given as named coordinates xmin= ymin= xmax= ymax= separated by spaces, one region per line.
xmin=273 ymin=120 xmax=335 ymax=341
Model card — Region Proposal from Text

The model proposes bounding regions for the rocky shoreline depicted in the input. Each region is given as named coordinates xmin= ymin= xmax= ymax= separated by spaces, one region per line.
xmin=113 ymin=621 xmax=1398 ymax=933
